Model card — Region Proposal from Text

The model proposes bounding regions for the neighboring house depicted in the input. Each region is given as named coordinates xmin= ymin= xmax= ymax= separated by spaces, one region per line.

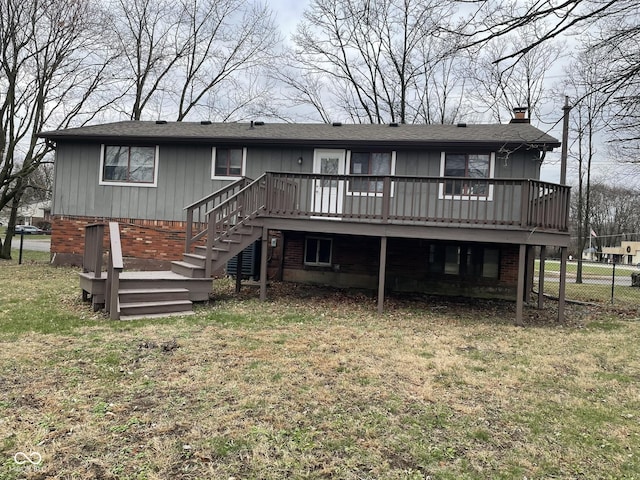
xmin=17 ymin=200 xmax=51 ymax=227
xmin=39 ymin=112 xmax=570 ymax=322
xmin=602 ymin=241 xmax=640 ymax=265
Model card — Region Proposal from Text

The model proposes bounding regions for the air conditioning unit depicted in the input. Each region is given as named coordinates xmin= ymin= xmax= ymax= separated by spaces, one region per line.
xmin=226 ymin=240 xmax=261 ymax=280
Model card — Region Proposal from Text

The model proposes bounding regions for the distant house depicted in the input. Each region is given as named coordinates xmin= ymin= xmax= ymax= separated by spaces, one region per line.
xmin=17 ymin=200 xmax=51 ymax=227
xmin=39 ymin=112 xmax=570 ymax=322
xmin=602 ymin=241 xmax=640 ymax=265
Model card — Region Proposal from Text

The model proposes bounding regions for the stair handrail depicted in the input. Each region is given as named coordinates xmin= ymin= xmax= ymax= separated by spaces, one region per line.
xmin=184 ymin=177 xmax=252 ymax=253
xmin=204 ymin=174 xmax=267 ymax=276
xmin=104 ymin=222 xmax=123 ymax=320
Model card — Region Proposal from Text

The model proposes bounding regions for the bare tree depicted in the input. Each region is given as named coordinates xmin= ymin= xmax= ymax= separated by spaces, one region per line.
xmin=454 ymin=0 xmax=640 ymax=145
xmin=287 ymin=0 xmax=465 ymax=124
xmin=563 ymin=49 xmax=609 ymax=281
xmin=589 ymin=183 xmax=640 ymax=247
xmin=0 ymin=0 xmax=112 ymax=258
xmin=465 ymin=27 xmax=563 ymax=124
xmin=105 ymin=0 xmax=280 ymax=121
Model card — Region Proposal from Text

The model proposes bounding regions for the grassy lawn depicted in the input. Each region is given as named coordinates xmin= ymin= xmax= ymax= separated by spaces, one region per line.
xmin=537 ymin=259 xmax=638 ymax=278
xmin=1 ymin=263 xmax=640 ymax=479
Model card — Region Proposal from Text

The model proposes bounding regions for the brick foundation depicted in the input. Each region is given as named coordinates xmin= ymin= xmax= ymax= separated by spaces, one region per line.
xmin=282 ymin=235 xmax=524 ymax=300
xmin=51 ymin=215 xmax=187 ymax=268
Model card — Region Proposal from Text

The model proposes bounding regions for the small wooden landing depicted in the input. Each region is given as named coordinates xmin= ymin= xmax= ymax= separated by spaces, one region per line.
xmin=80 ymin=270 xmax=213 ymax=311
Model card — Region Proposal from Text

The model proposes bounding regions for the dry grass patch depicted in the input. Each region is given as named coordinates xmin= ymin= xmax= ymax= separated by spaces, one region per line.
xmin=1 ymin=268 xmax=639 ymax=479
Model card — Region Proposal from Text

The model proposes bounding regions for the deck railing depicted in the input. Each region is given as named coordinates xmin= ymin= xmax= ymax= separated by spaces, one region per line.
xmin=189 ymin=174 xmax=568 ymax=277
xmin=184 ymin=177 xmax=252 ymax=253
xmin=261 ymin=173 xmax=570 ymax=231
xmin=203 ymin=174 xmax=267 ymax=276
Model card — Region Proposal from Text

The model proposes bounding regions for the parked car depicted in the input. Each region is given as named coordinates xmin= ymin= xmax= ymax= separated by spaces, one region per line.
xmin=15 ymin=225 xmax=44 ymax=234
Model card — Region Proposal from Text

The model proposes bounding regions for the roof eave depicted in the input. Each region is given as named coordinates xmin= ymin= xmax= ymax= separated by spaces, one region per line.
xmin=37 ymin=133 xmax=560 ymax=150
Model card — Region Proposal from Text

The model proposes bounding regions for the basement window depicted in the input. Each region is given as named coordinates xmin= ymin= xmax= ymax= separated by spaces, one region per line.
xmin=304 ymin=237 xmax=332 ymax=266
xmin=429 ymin=244 xmax=499 ymax=279
xmin=100 ymin=145 xmax=158 ymax=187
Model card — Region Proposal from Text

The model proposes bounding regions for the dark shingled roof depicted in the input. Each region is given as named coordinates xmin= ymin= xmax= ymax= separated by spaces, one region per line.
xmin=39 ymin=121 xmax=561 ymax=149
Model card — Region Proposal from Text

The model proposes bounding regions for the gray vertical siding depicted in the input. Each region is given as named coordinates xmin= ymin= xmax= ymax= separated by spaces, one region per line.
xmin=52 ymin=141 xmax=545 ymax=221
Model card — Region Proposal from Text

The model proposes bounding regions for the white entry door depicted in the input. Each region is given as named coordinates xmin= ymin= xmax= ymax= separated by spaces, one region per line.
xmin=312 ymin=149 xmax=346 ymax=216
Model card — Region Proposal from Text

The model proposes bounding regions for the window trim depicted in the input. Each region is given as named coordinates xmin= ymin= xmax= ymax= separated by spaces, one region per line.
xmin=99 ymin=144 xmax=159 ymax=187
xmin=346 ymin=150 xmax=396 ymax=197
xmin=211 ymin=146 xmax=247 ymax=180
xmin=304 ymin=236 xmax=333 ymax=266
xmin=438 ymin=152 xmax=495 ymax=201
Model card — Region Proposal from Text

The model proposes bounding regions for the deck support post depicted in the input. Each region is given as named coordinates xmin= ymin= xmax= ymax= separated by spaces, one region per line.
xmin=538 ymin=246 xmax=546 ymax=309
xmin=235 ymin=250 xmax=243 ymax=293
xmin=525 ymin=246 xmax=535 ymax=304
xmin=260 ymin=227 xmax=269 ymax=301
xmin=516 ymin=243 xmax=526 ymax=326
xmin=558 ymin=246 xmax=567 ymax=323
xmin=377 ymin=236 xmax=388 ymax=314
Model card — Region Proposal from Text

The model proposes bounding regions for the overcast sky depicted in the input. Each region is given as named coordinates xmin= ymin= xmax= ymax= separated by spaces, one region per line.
xmin=271 ymin=0 xmax=308 ymax=40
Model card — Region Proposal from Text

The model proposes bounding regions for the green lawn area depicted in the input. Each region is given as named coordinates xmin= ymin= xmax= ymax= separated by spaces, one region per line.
xmin=535 ymin=259 xmax=640 ymax=305
xmin=1 ymin=262 xmax=639 ymax=479
xmin=537 ymin=259 xmax=638 ymax=277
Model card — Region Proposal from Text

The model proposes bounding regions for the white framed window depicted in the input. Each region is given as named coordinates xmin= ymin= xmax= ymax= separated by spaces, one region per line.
xmin=438 ymin=152 xmax=495 ymax=200
xmin=304 ymin=237 xmax=332 ymax=266
xmin=99 ymin=145 xmax=159 ymax=187
xmin=347 ymin=150 xmax=396 ymax=196
xmin=212 ymin=147 xmax=246 ymax=180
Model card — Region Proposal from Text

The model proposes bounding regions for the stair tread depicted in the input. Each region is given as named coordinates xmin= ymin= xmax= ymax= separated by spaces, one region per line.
xmin=171 ymin=261 xmax=205 ymax=269
xmin=183 ymin=253 xmax=206 ymax=259
xmin=120 ymin=311 xmax=195 ymax=321
xmin=120 ymin=300 xmax=193 ymax=308
xmin=119 ymin=288 xmax=189 ymax=294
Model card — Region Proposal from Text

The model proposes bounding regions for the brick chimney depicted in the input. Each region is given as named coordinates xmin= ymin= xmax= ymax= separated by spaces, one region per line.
xmin=510 ymin=107 xmax=529 ymax=123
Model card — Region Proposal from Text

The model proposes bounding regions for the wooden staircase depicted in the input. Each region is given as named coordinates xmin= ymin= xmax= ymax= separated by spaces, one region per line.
xmin=80 ymin=178 xmax=268 ymax=320
xmin=171 ymin=225 xmax=262 ymax=279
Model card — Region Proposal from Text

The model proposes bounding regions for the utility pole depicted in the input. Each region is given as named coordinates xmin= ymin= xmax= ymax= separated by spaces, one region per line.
xmin=560 ymin=96 xmax=571 ymax=185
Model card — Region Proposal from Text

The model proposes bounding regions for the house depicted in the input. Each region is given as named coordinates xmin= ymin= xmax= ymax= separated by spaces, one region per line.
xmin=602 ymin=241 xmax=640 ymax=265
xmin=38 ymin=113 xmax=570 ymax=322
xmin=17 ymin=200 xmax=51 ymax=228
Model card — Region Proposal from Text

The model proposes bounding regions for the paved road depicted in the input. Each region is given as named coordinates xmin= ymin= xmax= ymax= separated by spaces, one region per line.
xmin=15 ymin=237 xmax=51 ymax=252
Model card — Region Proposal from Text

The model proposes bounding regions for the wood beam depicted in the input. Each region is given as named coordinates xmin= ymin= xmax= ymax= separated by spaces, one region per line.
xmin=235 ymin=250 xmax=243 ymax=293
xmin=558 ymin=247 xmax=567 ymax=323
xmin=377 ymin=236 xmax=388 ymax=314
xmin=260 ymin=228 xmax=268 ymax=301
xmin=515 ymin=243 xmax=526 ymax=326
xmin=538 ymin=246 xmax=546 ymax=309
xmin=525 ymin=245 xmax=535 ymax=304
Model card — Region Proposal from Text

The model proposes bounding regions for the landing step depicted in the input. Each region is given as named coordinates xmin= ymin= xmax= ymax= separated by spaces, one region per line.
xmin=119 ymin=299 xmax=193 ymax=318
xmin=119 ymin=288 xmax=190 ymax=303
xmin=120 ymin=310 xmax=196 ymax=321
xmin=120 ymin=300 xmax=193 ymax=309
